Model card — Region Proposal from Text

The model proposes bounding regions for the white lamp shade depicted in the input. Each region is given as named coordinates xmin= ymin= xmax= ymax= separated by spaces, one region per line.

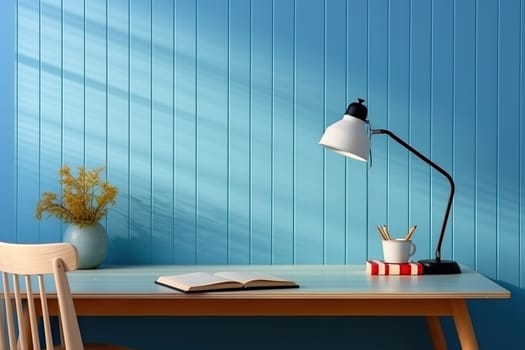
xmin=319 ymin=114 xmax=370 ymax=162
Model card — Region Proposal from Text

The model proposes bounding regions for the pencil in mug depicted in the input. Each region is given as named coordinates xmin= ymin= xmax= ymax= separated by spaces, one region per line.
xmin=404 ymin=225 xmax=417 ymax=240
xmin=376 ymin=226 xmax=388 ymax=240
xmin=382 ymin=225 xmax=392 ymax=240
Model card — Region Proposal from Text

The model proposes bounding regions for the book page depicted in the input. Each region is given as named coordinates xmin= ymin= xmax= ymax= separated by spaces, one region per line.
xmin=214 ymin=271 xmax=297 ymax=289
xmin=156 ymin=272 xmax=242 ymax=292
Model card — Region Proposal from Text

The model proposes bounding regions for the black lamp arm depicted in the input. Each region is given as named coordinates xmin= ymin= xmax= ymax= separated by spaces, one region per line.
xmin=371 ymin=128 xmax=455 ymax=261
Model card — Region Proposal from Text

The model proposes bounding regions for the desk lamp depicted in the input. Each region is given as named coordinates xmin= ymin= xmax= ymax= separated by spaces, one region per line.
xmin=319 ymin=98 xmax=461 ymax=274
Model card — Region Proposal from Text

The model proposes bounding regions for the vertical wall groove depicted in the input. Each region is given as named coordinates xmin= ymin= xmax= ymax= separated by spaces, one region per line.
xmin=127 ymin=0 xmax=131 ymax=242
xmin=193 ymin=1 xmax=198 ymax=263
xmin=248 ymin=0 xmax=252 ymax=263
xmin=270 ymin=0 xmax=274 ymax=264
xmin=292 ymin=0 xmax=296 ymax=263
xmin=474 ymin=0 xmax=479 ymax=270
xmin=496 ymin=0 xmax=501 ymax=280
xmin=322 ymin=0 xmax=326 ymax=263
xmin=37 ymin=0 xmax=41 ymax=240
xmin=515 ymin=0 xmax=523 ymax=286
xmin=429 ymin=0 xmax=434 ymax=248
xmin=407 ymin=0 xmax=412 ymax=227
xmin=172 ymin=0 xmax=176 ymax=262
xmin=105 ymin=0 xmax=108 ymax=172
xmin=149 ymin=0 xmax=153 ymax=259
xmin=343 ymin=0 xmax=348 ymax=263
xmin=82 ymin=0 xmax=86 ymax=165
xmin=269 ymin=0 xmax=274 ymax=264
xmin=451 ymin=0 xmax=455 ymax=253
xmin=226 ymin=0 xmax=231 ymax=263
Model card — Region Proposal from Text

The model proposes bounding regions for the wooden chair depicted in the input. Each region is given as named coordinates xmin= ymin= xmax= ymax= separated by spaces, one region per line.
xmin=0 ymin=241 xmax=133 ymax=350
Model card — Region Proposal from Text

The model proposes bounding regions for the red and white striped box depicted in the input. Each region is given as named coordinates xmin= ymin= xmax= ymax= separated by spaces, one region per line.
xmin=366 ymin=259 xmax=424 ymax=275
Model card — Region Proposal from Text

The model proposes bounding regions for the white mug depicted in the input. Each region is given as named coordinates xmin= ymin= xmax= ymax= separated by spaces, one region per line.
xmin=382 ymin=239 xmax=416 ymax=263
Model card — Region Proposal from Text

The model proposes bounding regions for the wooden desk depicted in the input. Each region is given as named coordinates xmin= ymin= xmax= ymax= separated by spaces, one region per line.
xmin=52 ymin=265 xmax=509 ymax=350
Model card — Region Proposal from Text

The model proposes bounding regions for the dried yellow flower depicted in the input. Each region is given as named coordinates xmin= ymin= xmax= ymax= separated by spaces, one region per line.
xmin=36 ymin=165 xmax=118 ymax=225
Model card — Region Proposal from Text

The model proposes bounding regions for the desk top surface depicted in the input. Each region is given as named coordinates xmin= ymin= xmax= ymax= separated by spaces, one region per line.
xmin=66 ymin=264 xmax=510 ymax=300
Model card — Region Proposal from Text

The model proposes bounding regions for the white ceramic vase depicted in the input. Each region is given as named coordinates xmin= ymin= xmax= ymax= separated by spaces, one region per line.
xmin=63 ymin=222 xmax=108 ymax=269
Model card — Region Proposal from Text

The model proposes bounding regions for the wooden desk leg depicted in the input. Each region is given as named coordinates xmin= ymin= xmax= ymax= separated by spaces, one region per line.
xmin=451 ymin=300 xmax=479 ymax=350
xmin=426 ymin=316 xmax=448 ymax=350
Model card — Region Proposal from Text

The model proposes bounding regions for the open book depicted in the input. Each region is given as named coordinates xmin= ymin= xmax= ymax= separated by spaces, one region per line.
xmin=155 ymin=271 xmax=299 ymax=293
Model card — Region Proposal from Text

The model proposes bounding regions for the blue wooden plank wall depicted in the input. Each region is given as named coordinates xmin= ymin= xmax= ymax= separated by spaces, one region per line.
xmin=7 ymin=0 xmax=525 ymax=285
xmin=2 ymin=0 xmax=525 ymax=349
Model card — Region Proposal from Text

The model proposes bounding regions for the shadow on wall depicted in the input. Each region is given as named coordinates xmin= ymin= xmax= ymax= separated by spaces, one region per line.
xmin=105 ymin=193 xmax=188 ymax=264
xmin=104 ymin=189 xmax=298 ymax=265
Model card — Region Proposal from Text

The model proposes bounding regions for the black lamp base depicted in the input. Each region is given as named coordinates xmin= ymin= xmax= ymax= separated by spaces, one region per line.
xmin=418 ymin=259 xmax=461 ymax=275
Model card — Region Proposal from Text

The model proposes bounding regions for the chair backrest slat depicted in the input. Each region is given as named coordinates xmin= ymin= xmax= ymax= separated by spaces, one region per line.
xmin=24 ymin=275 xmax=41 ymax=350
xmin=0 ymin=242 xmax=81 ymax=350
xmin=53 ymin=258 xmax=84 ymax=349
xmin=12 ymin=274 xmax=28 ymax=350
xmin=38 ymin=275 xmax=54 ymax=350
xmin=0 ymin=294 xmax=7 ymax=350
xmin=1 ymin=273 xmax=15 ymax=350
